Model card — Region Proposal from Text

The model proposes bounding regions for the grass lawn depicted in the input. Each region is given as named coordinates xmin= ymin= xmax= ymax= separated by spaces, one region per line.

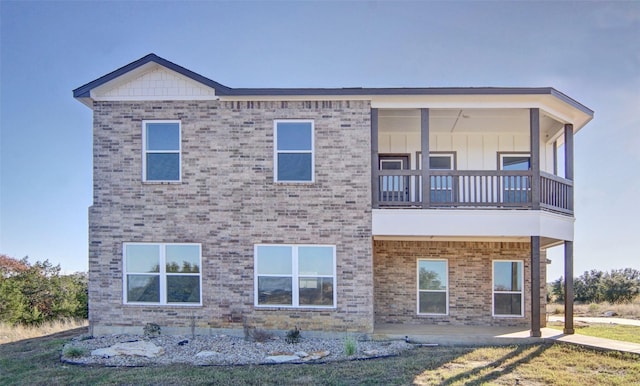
xmin=547 ymin=300 xmax=640 ymax=320
xmin=548 ymin=322 xmax=640 ymax=344
xmin=1 ymin=328 xmax=639 ymax=385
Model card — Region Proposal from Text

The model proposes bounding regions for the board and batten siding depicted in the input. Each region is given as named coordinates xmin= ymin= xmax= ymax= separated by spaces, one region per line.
xmin=378 ymin=132 xmax=558 ymax=174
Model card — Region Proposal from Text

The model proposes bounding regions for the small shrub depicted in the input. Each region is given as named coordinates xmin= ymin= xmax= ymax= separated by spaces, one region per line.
xmin=285 ymin=326 xmax=301 ymax=344
xmin=344 ymin=336 xmax=357 ymax=356
xmin=588 ymin=303 xmax=600 ymax=313
xmin=63 ymin=346 xmax=86 ymax=358
xmin=143 ymin=323 xmax=161 ymax=338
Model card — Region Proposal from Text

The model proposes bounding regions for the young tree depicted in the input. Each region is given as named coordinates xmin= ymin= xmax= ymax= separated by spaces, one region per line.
xmin=574 ymin=269 xmax=605 ymax=303
xmin=551 ymin=276 xmax=564 ymax=303
xmin=600 ymin=269 xmax=640 ymax=304
xmin=0 ymin=255 xmax=88 ymax=325
xmin=552 ymin=268 xmax=640 ymax=304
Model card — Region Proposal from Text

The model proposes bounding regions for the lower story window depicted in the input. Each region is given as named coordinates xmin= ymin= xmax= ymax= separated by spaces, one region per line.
xmin=493 ymin=260 xmax=523 ymax=316
xmin=417 ymin=259 xmax=448 ymax=315
xmin=255 ymin=244 xmax=336 ymax=308
xmin=123 ymin=243 xmax=202 ymax=305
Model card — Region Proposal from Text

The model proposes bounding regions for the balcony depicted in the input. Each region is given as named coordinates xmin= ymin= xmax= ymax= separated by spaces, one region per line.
xmin=374 ymin=170 xmax=573 ymax=215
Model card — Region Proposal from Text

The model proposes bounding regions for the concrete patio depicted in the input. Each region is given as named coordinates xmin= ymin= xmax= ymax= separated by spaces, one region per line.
xmin=372 ymin=323 xmax=640 ymax=354
xmin=373 ymin=324 xmax=547 ymax=346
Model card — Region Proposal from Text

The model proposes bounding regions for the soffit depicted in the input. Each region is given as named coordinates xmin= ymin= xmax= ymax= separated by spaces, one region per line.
xmin=378 ymin=108 xmax=565 ymax=137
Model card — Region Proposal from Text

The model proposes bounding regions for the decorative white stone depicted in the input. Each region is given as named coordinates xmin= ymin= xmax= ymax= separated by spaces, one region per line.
xmin=91 ymin=347 xmax=119 ymax=358
xmin=195 ymin=351 xmax=222 ymax=358
xmin=265 ymin=355 xmax=300 ymax=363
xmin=363 ymin=349 xmax=379 ymax=357
xmin=302 ymin=350 xmax=331 ymax=361
xmin=90 ymin=341 xmax=164 ymax=358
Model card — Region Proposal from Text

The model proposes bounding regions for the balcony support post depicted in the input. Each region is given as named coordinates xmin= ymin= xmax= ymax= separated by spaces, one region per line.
xmin=563 ymin=124 xmax=575 ymax=334
xmin=371 ymin=108 xmax=380 ymax=209
xmin=564 ymin=124 xmax=574 ymax=210
xmin=421 ymin=108 xmax=430 ymax=208
xmin=530 ymin=236 xmax=541 ymax=337
xmin=564 ymin=240 xmax=575 ymax=334
xmin=530 ymin=108 xmax=541 ymax=210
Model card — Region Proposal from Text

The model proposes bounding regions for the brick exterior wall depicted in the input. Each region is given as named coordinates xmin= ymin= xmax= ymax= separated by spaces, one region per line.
xmin=89 ymin=100 xmax=374 ymax=335
xmin=373 ymin=240 xmax=547 ymax=327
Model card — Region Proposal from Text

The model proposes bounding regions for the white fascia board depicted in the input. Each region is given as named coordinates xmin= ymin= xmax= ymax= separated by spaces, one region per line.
xmin=372 ymin=209 xmax=574 ymax=241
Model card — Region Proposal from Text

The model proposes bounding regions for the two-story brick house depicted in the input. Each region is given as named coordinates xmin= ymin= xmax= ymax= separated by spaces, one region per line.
xmin=74 ymin=54 xmax=592 ymax=338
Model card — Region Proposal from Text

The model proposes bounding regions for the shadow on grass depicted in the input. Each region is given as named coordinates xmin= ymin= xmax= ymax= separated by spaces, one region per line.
xmin=424 ymin=343 xmax=552 ymax=385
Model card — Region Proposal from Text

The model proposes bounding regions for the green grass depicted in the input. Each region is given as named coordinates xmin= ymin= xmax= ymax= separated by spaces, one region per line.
xmin=1 ymin=328 xmax=639 ymax=385
xmin=548 ymin=323 xmax=640 ymax=344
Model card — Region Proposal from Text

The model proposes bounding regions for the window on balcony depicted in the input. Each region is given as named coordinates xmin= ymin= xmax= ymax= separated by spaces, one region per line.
xmin=417 ymin=152 xmax=456 ymax=203
xmin=499 ymin=153 xmax=531 ymax=203
xmin=143 ymin=121 xmax=181 ymax=182
xmin=274 ymin=120 xmax=314 ymax=182
xmin=417 ymin=259 xmax=448 ymax=315
xmin=123 ymin=243 xmax=201 ymax=305
xmin=254 ymin=245 xmax=336 ymax=308
xmin=379 ymin=154 xmax=410 ymax=202
xmin=493 ymin=260 xmax=523 ymax=317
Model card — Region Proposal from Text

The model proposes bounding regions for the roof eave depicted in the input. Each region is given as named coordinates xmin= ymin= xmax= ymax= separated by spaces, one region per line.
xmin=72 ymin=54 xmax=593 ymax=125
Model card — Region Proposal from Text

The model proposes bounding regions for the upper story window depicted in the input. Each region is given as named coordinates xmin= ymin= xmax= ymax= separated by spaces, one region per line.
xmin=499 ymin=153 xmax=531 ymax=203
xmin=417 ymin=152 xmax=457 ymax=203
xmin=254 ymin=244 xmax=336 ymax=308
xmin=143 ymin=121 xmax=181 ymax=182
xmin=123 ymin=243 xmax=201 ymax=305
xmin=500 ymin=154 xmax=531 ymax=171
xmin=274 ymin=120 xmax=314 ymax=182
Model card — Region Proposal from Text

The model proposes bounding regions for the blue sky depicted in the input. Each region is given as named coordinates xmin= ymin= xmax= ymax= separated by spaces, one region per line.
xmin=0 ymin=1 xmax=638 ymax=281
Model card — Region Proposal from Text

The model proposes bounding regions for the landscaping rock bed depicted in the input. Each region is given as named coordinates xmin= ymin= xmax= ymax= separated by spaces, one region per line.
xmin=62 ymin=333 xmax=414 ymax=367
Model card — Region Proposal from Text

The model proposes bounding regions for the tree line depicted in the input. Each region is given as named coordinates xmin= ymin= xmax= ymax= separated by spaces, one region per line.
xmin=0 ymin=254 xmax=88 ymax=325
xmin=551 ymin=268 xmax=640 ymax=304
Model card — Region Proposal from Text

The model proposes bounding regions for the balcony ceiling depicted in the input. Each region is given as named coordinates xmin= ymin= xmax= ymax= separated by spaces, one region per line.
xmin=379 ymin=108 xmax=563 ymax=139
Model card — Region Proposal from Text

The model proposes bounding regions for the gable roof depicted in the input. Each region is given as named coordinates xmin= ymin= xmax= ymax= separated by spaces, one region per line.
xmin=73 ymin=53 xmax=594 ymax=119
xmin=73 ymin=53 xmax=232 ymax=99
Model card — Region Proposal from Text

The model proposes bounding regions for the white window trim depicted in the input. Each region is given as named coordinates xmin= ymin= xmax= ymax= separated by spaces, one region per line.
xmin=254 ymin=244 xmax=336 ymax=309
xmin=499 ymin=153 xmax=531 ymax=171
xmin=492 ymin=259 xmax=524 ymax=317
xmin=416 ymin=259 xmax=449 ymax=316
xmin=123 ymin=242 xmax=202 ymax=306
xmin=416 ymin=152 xmax=456 ymax=170
xmin=273 ymin=119 xmax=315 ymax=183
xmin=142 ymin=120 xmax=182 ymax=182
